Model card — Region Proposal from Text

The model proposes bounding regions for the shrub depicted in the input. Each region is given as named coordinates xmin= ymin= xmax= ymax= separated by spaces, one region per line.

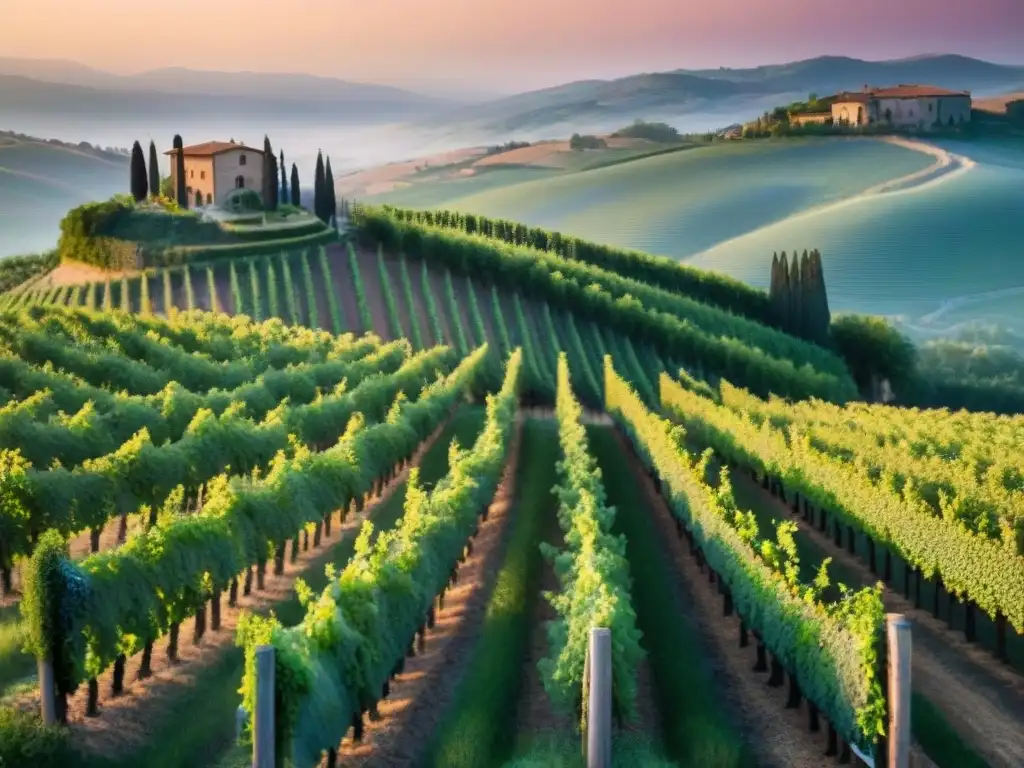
xmin=222 ymin=188 xmax=263 ymax=213
xmin=611 ymin=120 xmax=680 ymax=143
xmin=0 ymin=707 xmax=72 ymax=767
xmin=0 ymin=251 xmax=59 ymax=293
xmin=830 ymin=314 xmax=917 ymax=397
xmin=57 ymin=196 xmax=138 ymax=270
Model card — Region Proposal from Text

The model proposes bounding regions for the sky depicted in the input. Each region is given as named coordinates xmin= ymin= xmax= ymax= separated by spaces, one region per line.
xmin=2 ymin=0 xmax=1023 ymax=94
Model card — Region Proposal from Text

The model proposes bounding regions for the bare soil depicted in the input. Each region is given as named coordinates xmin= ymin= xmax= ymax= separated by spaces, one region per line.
xmin=735 ymin=471 xmax=1024 ymax=768
xmin=336 ymin=417 xmax=524 ymax=766
xmin=9 ymin=420 xmax=451 ymax=759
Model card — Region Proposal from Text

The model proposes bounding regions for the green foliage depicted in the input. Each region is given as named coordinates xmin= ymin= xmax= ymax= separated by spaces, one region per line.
xmin=279 ymin=253 xmax=301 ymax=326
xmin=611 ymin=120 xmax=681 ymax=143
xmin=0 ymin=706 xmax=72 ymax=767
xmin=420 ymin=260 xmax=445 ymax=346
xmin=206 ymin=265 xmax=220 ymax=314
xmin=299 ymin=251 xmax=319 ymax=329
xmin=264 ymin=257 xmax=280 ymax=320
xmin=57 ymin=196 xmax=147 ymax=270
xmin=830 ymin=314 xmax=918 ymax=396
xmin=608 ymin=365 xmax=886 ymax=751
xmin=32 ymin=344 xmax=481 ymax=690
xmin=247 ymin=260 xmax=262 ymax=322
xmin=139 ymin=275 xmax=152 ymax=315
xmin=162 ymin=269 xmax=173 ymax=314
xmin=222 ymin=188 xmax=263 ymax=213
xmin=569 ymin=133 xmax=607 ymax=150
xmin=228 ymin=261 xmax=246 ymax=316
xmin=541 ymin=355 xmax=643 ymax=724
xmin=236 ymin=345 xmax=508 ymax=765
xmin=428 ymin=419 xmax=557 ymax=767
xmin=318 ymin=247 xmax=345 ymax=334
xmin=398 ymin=255 xmax=424 ymax=350
xmin=0 ymin=251 xmax=59 ymax=294
xmin=183 ymin=267 xmax=196 ymax=311
xmin=443 ymin=269 xmax=470 ymax=357
xmin=356 ymin=206 xmax=855 ymax=402
xmin=378 ymin=205 xmax=771 ymax=327
xmin=347 ymin=242 xmax=373 ymax=334
xmin=377 ymin=246 xmax=404 ymax=340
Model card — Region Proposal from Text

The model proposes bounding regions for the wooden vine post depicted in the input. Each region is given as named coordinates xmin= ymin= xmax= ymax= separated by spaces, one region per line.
xmin=253 ymin=644 xmax=276 ymax=768
xmin=886 ymin=614 xmax=911 ymax=768
xmin=585 ymin=627 xmax=612 ymax=768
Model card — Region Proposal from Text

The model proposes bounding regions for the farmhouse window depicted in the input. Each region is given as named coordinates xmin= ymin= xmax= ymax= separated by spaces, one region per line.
xmin=190 ymin=169 xmax=194 ymax=179
xmin=235 ymin=175 xmax=245 ymax=189
xmin=200 ymin=170 xmax=205 ymax=180
xmin=929 ymin=103 xmax=933 ymax=113
xmin=207 ymin=193 xmax=212 ymax=204
xmin=240 ymin=154 xmax=247 ymax=166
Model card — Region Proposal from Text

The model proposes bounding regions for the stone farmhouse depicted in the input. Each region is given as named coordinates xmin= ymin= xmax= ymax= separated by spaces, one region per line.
xmin=164 ymin=140 xmax=264 ymax=206
xmin=830 ymin=85 xmax=972 ymax=130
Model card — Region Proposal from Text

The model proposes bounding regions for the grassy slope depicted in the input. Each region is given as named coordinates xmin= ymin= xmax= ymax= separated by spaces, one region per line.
xmin=361 ymin=136 xmax=1024 ymax=331
xmin=0 ymin=135 xmax=128 ymax=259
xmin=426 ymin=418 xmax=558 ymax=768
xmin=77 ymin=405 xmax=488 ymax=768
xmin=589 ymin=426 xmax=752 ymax=768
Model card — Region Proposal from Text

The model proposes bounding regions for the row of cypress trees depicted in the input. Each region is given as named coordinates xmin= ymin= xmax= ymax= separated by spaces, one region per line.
xmin=129 ymin=139 xmax=171 ymax=203
xmin=129 ymin=134 xmax=308 ymax=212
xmin=768 ymin=249 xmax=831 ymax=345
xmin=312 ymin=149 xmax=337 ymax=224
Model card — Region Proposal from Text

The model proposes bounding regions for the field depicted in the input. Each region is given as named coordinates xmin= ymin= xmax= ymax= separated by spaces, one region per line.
xmin=0 ymin=133 xmax=128 ymax=258
xmin=0 ymin=203 xmax=1022 ymax=768
xmin=364 ymin=136 xmax=1024 ymax=336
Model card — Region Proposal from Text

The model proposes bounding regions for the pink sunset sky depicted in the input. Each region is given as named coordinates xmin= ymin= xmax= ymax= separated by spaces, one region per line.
xmin=3 ymin=0 xmax=1022 ymax=93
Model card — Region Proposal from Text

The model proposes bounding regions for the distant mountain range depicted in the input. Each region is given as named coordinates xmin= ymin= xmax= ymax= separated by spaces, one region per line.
xmin=419 ymin=54 xmax=1024 ymax=136
xmin=0 ymin=57 xmax=454 ymax=122
xmin=1 ymin=53 xmax=1022 ymax=138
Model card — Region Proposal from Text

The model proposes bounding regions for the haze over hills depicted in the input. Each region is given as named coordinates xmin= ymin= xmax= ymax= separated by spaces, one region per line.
xmin=0 ymin=57 xmax=454 ymax=122
xmin=419 ymin=54 xmax=1024 ymax=137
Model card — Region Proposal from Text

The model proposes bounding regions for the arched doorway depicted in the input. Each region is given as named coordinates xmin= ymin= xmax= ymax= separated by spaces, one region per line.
xmin=235 ymin=175 xmax=245 ymax=189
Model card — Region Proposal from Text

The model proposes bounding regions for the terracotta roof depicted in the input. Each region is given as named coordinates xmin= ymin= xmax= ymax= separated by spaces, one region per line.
xmin=164 ymin=141 xmax=264 ymax=157
xmin=833 ymin=85 xmax=970 ymax=103
xmin=869 ymin=85 xmax=970 ymax=99
xmin=790 ymin=111 xmax=832 ymax=118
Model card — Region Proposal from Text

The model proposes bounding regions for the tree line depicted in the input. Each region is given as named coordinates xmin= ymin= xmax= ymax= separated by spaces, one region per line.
xmin=128 ymin=135 xmax=340 ymax=218
xmin=768 ymin=249 xmax=831 ymax=345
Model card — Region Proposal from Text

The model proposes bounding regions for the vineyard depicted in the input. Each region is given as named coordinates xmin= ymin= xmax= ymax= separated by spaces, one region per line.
xmin=0 ymin=203 xmax=1021 ymax=768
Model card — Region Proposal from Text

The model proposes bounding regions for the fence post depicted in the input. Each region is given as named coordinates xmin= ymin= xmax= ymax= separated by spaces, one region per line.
xmin=253 ymin=644 xmax=276 ymax=768
xmin=586 ymin=627 xmax=612 ymax=768
xmin=887 ymin=614 xmax=911 ymax=768
xmin=38 ymin=658 xmax=55 ymax=726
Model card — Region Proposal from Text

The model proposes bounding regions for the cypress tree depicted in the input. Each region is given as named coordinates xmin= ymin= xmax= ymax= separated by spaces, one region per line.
xmin=769 ymin=252 xmax=782 ymax=323
xmin=290 ymin=163 xmax=300 ymax=207
xmin=313 ymin=151 xmax=326 ymax=222
xmin=195 ymin=189 xmax=203 ymax=208
xmin=173 ymin=135 xmax=187 ymax=208
xmin=279 ymin=150 xmax=288 ymax=203
xmin=777 ymin=252 xmax=791 ymax=332
xmin=148 ymin=140 xmax=160 ymax=200
xmin=324 ymin=156 xmax=336 ymax=226
xmin=799 ymin=250 xmax=813 ymax=340
xmin=267 ymin=152 xmax=279 ymax=212
xmin=130 ymin=141 xmax=148 ymax=202
xmin=788 ymin=251 xmax=803 ymax=338
xmin=810 ymin=249 xmax=832 ymax=343
xmin=262 ymin=136 xmax=275 ymax=209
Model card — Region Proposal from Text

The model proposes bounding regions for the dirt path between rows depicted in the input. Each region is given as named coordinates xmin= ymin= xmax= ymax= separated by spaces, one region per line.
xmin=613 ymin=428 xmax=858 ymax=768
xmin=337 ymin=416 xmax=524 ymax=766
xmin=735 ymin=471 xmax=1024 ymax=768
xmin=12 ymin=419 xmax=452 ymax=759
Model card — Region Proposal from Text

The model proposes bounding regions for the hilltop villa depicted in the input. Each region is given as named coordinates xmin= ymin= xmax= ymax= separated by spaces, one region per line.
xmin=830 ymin=85 xmax=972 ymax=130
xmin=164 ymin=140 xmax=264 ymax=206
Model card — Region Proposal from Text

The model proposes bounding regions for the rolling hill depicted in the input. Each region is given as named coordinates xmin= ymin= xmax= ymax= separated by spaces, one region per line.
xmin=0 ymin=131 xmax=129 ymax=259
xmin=421 ymin=54 xmax=1024 ymax=136
xmin=365 ymin=134 xmax=1024 ymax=336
